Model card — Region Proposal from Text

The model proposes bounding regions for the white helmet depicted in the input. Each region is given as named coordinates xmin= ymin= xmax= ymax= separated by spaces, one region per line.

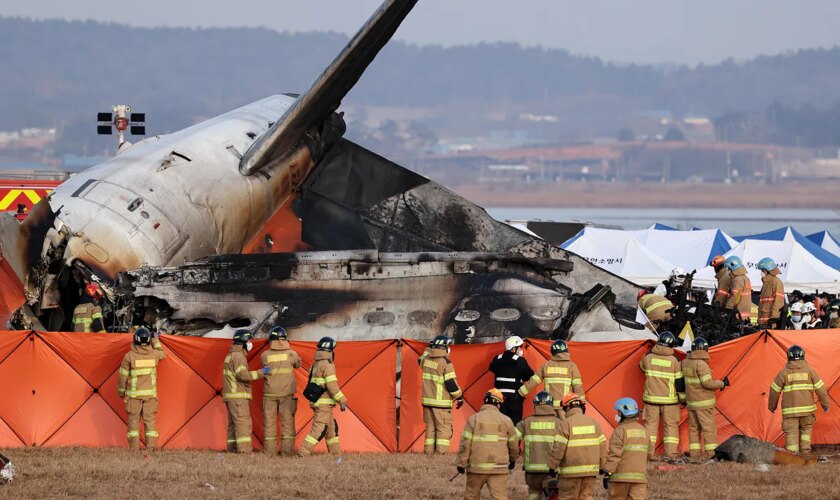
xmin=801 ymin=302 xmax=816 ymax=314
xmin=670 ymin=267 xmax=687 ymax=284
xmin=505 ymin=336 xmax=524 ymax=351
xmin=790 ymin=302 xmax=804 ymax=313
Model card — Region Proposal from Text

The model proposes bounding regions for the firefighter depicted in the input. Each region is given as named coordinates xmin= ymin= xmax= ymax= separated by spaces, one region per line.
xmin=518 ymin=339 xmax=584 ymax=420
xmin=757 ymin=257 xmax=785 ymax=328
xmin=829 ymin=299 xmax=840 ymax=329
xmin=421 ymin=335 xmax=464 ymax=454
xmin=769 ymin=345 xmax=830 ymax=454
xmin=489 ymin=335 xmax=534 ymax=424
xmin=261 ymin=326 xmax=301 ymax=455
xmin=603 ymin=398 xmax=649 ymax=500
xmin=710 ymin=255 xmax=730 ymax=307
xmin=548 ymin=393 xmax=607 ymax=500
xmin=299 ymin=336 xmax=347 ymax=456
xmin=117 ymin=327 xmax=166 ymax=450
xmin=73 ymin=283 xmax=106 ymax=333
xmin=681 ymin=337 xmax=729 ymax=461
xmin=800 ymin=302 xmax=822 ymax=330
xmin=456 ymin=388 xmax=519 ymax=500
xmin=724 ymin=256 xmax=752 ymax=323
xmin=639 ymin=331 xmax=684 ymax=460
xmin=222 ymin=329 xmax=263 ymax=453
xmin=637 ymin=291 xmax=673 ymax=332
xmin=516 ymin=391 xmax=560 ymax=500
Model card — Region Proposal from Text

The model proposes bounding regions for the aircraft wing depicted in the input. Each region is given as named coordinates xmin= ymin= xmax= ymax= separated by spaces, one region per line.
xmin=239 ymin=0 xmax=419 ymax=175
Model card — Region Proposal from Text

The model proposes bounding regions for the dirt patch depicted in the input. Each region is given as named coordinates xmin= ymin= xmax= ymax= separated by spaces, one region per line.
xmin=1 ymin=447 xmax=839 ymax=499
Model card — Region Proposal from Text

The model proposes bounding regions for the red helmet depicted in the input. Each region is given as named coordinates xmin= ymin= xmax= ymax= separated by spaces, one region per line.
xmin=561 ymin=392 xmax=584 ymax=408
xmin=637 ymin=289 xmax=649 ymax=301
xmin=85 ymin=283 xmax=104 ymax=301
xmin=710 ymin=255 xmax=726 ymax=267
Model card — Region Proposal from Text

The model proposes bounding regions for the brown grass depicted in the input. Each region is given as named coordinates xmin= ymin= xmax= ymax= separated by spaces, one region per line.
xmin=454 ymin=181 xmax=840 ymax=208
xmin=1 ymin=448 xmax=839 ymax=499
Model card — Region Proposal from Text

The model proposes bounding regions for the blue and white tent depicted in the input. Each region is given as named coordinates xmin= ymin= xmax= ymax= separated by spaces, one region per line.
xmin=735 ymin=227 xmax=840 ymax=271
xmin=807 ymin=231 xmax=840 ymax=259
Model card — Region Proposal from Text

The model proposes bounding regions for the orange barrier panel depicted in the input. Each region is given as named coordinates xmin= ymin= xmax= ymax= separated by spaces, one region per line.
xmin=0 ymin=331 xmax=396 ymax=452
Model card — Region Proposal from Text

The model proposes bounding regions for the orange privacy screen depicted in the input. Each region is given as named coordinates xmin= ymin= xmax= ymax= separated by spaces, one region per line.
xmin=2 ymin=330 xmax=840 ymax=452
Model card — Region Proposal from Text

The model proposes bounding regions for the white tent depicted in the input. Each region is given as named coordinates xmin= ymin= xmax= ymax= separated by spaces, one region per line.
xmin=693 ymin=239 xmax=840 ymax=293
xmin=561 ymin=226 xmax=737 ymax=285
xmin=808 ymin=231 xmax=840 ymax=258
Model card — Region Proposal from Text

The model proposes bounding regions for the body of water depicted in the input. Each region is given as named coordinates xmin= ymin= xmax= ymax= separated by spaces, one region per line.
xmin=487 ymin=207 xmax=840 ymax=239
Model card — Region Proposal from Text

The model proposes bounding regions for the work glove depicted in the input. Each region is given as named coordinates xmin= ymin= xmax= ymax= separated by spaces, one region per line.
xmin=455 ymin=398 xmax=465 ymax=410
xmin=548 ymin=469 xmax=557 ymax=478
xmin=339 ymin=402 xmax=347 ymax=412
xmin=262 ymin=366 xmax=271 ymax=375
xmin=456 ymin=466 xmax=466 ymax=475
xmin=508 ymin=461 xmax=516 ymax=471
xmin=722 ymin=376 xmax=731 ymax=388
xmin=823 ymin=405 xmax=830 ymax=413
xmin=603 ymin=475 xmax=610 ymax=490
xmin=599 ymin=468 xmax=607 ymax=476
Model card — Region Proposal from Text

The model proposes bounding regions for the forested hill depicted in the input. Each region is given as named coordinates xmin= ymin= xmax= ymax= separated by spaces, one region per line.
xmin=2 ymin=16 xmax=840 ymax=139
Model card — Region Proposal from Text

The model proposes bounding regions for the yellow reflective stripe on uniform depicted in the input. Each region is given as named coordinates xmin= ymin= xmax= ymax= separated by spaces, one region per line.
xmin=472 ymin=463 xmax=504 ymax=470
xmin=525 ymin=464 xmax=550 ymax=472
xmin=444 ymin=371 xmax=457 ymax=381
xmin=311 ymin=377 xmax=326 ymax=384
xmin=662 ymin=437 xmax=679 ymax=444
xmin=704 ymin=443 xmax=717 ymax=451
xmin=801 ymin=434 xmax=811 ymax=442
xmin=771 ymin=382 xmax=783 ymax=392
xmin=326 ymin=437 xmax=340 ymax=445
xmin=222 ymin=392 xmax=252 ymax=399
xmin=304 ymin=435 xmax=319 ymax=445
xmin=558 ymin=464 xmax=599 ymax=474
xmin=91 ymin=312 xmax=103 ymax=319
xmin=611 ymin=472 xmax=646 ymax=481
xmin=127 ymin=431 xmax=140 ymax=438
xmin=546 ymin=367 xmax=568 ymax=374
xmin=572 ymin=378 xmax=582 ymax=386
xmin=650 ymin=358 xmax=672 ymax=368
xmin=623 ymin=444 xmax=648 ymax=452
xmin=699 ymin=374 xmax=712 ymax=382
xmin=524 ymin=435 xmax=556 ymax=443
xmin=422 ymin=398 xmax=453 ymax=407
xmin=644 ymin=394 xmax=678 ymax=404
xmin=689 ymin=443 xmax=701 ymax=450
xmin=626 ymin=429 xmax=646 ymax=438
xmin=471 ymin=434 xmax=505 ymax=442
xmin=134 ymin=359 xmax=156 ymax=368
xmin=644 ymin=370 xmax=676 ymax=379
xmin=267 ymin=368 xmax=293 ymax=375
xmin=146 ymin=431 xmax=159 ymax=438
xmin=687 ymin=399 xmax=716 ymax=409
xmin=567 ymin=437 xmax=603 ymax=447
xmin=644 ymin=300 xmax=671 ymax=314
xmin=530 ymin=421 xmax=555 ymax=430
xmin=422 ymin=373 xmax=444 ymax=382
xmin=782 ymin=404 xmax=817 ymax=415
xmin=249 ymin=370 xmax=261 ymax=380
xmin=787 ymin=373 xmax=809 ymax=381
xmin=324 ymin=375 xmax=338 ymax=383
xmin=684 ymin=376 xmax=701 ymax=384
xmin=119 ymin=368 xmax=130 ymax=376
xmin=544 ymin=377 xmax=571 ymax=384
xmin=235 ymin=436 xmax=251 ymax=443
xmin=572 ymin=425 xmax=595 ymax=435
xmin=234 ymin=365 xmax=247 ymax=374
xmin=783 ymin=384 xmax=815 ymax=392
xmin=815 ymin=380 xmax=825 ymax=389
xmin=556 ymin=435 xmax=569 ymax=445
xmin=130 ymin=368 xmax=155 ymax=376
xmin=266 ymin=354 xmax=288 ymax=362
xmin=126 ymin=389 xmax=156 ymax=397
xmin=462 ymin=431 xmax=474 ymax=440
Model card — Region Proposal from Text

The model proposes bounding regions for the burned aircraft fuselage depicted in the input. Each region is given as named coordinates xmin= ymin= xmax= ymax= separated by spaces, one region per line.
xmin=123 ymin=251 xmax=574 ymax=341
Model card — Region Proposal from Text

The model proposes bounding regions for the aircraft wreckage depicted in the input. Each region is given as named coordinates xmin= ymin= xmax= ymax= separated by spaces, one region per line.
xmin=0 ymin=0 xmax=645 ymax=342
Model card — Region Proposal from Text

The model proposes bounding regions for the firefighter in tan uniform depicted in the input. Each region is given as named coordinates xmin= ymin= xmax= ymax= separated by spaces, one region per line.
xmin=73 ymin=283 xmax=106 ymax=333
xmin=548 ymin=393 xmax=608 ymax=500
xmin=829 ymin=300 xmax=840 ymax=329
xmin=261 ymin=326 xmax=301 ymax=455
xmin=518 ymin=339 xmax=584 ymax=420
xmin=639 ymin=332 xmax=684 ymax=460
xmin=456 ymin=389 xmax=519 ymax=500
xmin=117 ymin=327 xmax=166 ymax=450
xmin=299 ymin=336 xmax=347 ymax=456
xmin=222 ymin=329 xmax=263 ymax=453
xmin=768 ymin=345 xmax=830 ymax=453
xmin=723 ymin=256 xmax=753 ymax=323
xmin=637 ymin=291 xmax=673 ymax=332
xmin=757 ymin=258 xmax=785 ymax=328
xmin=603 ymin=398 xmax=649 ymax=500
xmin=516 ymin=391 xmax=561 ymax=500
xmin=681 ymin=337 xmax=728 ymax=461
xmin=421 ymin=335 xmax=464 ymax=454
xmin=709 ymin=256 xmax=730 ymax=307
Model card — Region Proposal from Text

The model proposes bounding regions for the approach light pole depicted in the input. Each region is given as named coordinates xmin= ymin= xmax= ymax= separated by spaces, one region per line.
xmin=97 ymin=105 xmax=146 ymax=151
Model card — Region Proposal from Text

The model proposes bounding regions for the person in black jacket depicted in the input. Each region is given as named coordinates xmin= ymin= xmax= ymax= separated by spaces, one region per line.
xmin=489 ymin=335 xmax=534 ymax=424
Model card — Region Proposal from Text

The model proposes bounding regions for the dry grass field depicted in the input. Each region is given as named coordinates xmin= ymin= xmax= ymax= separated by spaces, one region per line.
xmin=1 ymin=448 xmax=839 ymax=499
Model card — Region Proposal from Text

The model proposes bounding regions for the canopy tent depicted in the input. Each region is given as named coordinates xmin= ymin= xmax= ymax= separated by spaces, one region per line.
xmin=562 ymin=226 xmax=738 ymax=284
xmin=807 ymin=231 xmax=840 ymax=259
xmin=734 ymin=227 xmax=840 ymax=271
xmin=693 ymin=238 xmax=840 ymax=293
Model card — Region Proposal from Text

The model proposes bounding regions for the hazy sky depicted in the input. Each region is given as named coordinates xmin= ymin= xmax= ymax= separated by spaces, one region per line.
xmin=3 ymin=0 xmax=840 ymax=64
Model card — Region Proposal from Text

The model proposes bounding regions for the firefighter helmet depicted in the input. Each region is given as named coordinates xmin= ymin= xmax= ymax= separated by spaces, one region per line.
xmin=317 ymin=336 xmax=337 ymax=352
xmin=756 ymin=257 xmax=777 ymax=272
xmin=691 ymin=337 xmax=709 ymax=351
xmin=637 ymin=289 xmax=649 ymax=301
xmin=85 ymin=283 xmax=104 ymax=301
xmin=801 ymin=302 xmax=816 ymax=314
xmin=232 ymin=329 xmax=252 ymax=345
xmin=724 ymin=256 xmax=744 ymax=271
xmin=133 ymin=327 xmax=152 ymax=346
xmin=614 ymin=397 xmax=639 ymax=418
xmin=504 ymin=335 xmax=524 ymax=351
xmin=561 ymin=392 xmax=584 ymax=409
xmin=485 ymin=388 xmax=504 ymax=405
xmin=534 ymin=391 xmax=554 ymax=407
xmin=710 ymin=255 xmax=726 ymax=268
xmin=787 ymin=345 xmax=805 ymax=361
xmin=269 ymin=326 xmax=288 ymax=341
xmin=430 ymin=335 xmax=453 ymax=349
xmin=657 ymin=331 xmax=677 ymax=348
xmin=830 ymin=299 xmax=840 ymax=312
xmin=550 ymin=339 xmax=569 ymax=355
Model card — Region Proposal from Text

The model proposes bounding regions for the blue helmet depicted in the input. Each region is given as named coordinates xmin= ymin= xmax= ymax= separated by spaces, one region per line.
xmin=724 ymin=256 xmax=744 ymax=271
xmin=614 ymin=397 xmax=639 ymax=418
xmin=756 ymin=257 xmax=777 ymax=272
